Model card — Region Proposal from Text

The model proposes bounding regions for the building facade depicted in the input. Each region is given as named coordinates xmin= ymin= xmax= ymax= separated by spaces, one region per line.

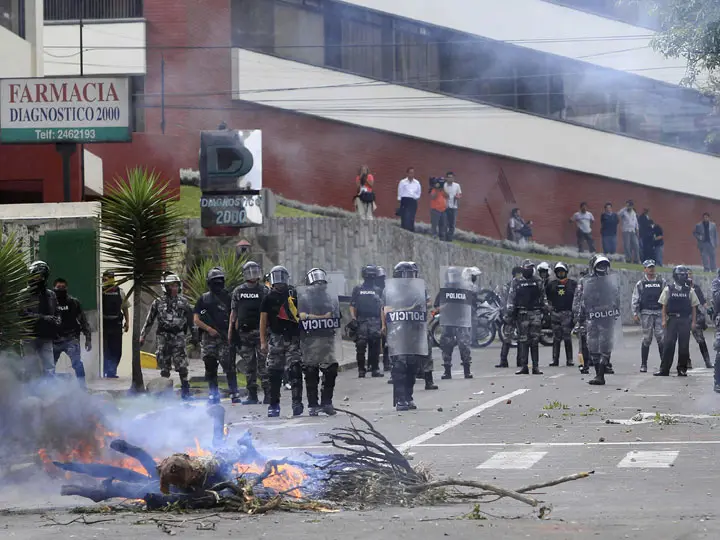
xmin=1 ymin=0 xmax=719 ymax=264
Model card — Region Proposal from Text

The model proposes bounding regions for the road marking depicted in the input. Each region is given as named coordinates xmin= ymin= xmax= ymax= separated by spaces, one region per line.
xmin=617 ymin=450 xmax=679 ymax=468
xmin=548 ymin=374 xmax=565 ymax=379
xmin=415 ymin=441 xmax=720 ymax=447
xmin=396 ymin=388 xmax=530 ymax=452
xmin=477 ymin=451 xmax=547 ymax=470
xmin=607 ymin=412 xmax=720 ymax=425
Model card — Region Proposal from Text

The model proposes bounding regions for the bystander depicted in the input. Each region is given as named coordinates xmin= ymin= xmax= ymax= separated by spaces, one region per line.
xmin=618 ymin=200 xmax=640 ymax=264
xmin=443 ymin=172 xmax=462 ymax=242
xmin=600 ymin=202 xmax=619 ymax=254
xmin=639 ymin=209 xmax=654 ymax=261
xmin=570 ymin=202 xmax=595 ymax=253
xmin=354 ymin=165 xmax=376 ymax=220
xmin=693 ymin=212 xmax=718 ymax=272
xmin=397 ymin=167 xmax=421 ymax=232
xmin=651 ymin=220 xmax=664 ymax=266
xmin=429 ymin=178 xmax=448 ymax=240
xmin=507 ymin=208 xmax=532 ymax=245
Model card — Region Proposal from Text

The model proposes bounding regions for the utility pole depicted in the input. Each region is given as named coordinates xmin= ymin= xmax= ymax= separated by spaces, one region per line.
xmin=79 ymin=0 xmax=86 ymax=200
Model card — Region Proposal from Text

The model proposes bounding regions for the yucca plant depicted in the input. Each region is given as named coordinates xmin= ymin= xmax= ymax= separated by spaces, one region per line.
xmin=0 ymin=234 xmax=31 ymax=352
xmin=100 ymin=168 xmax=185 ymax=393
xmin=184 ymin=250 xmax=249 ymax=305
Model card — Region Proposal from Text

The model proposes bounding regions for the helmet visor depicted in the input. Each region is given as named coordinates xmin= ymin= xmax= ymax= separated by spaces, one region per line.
xmin=244 ymin=265 xmax=262 ymax=281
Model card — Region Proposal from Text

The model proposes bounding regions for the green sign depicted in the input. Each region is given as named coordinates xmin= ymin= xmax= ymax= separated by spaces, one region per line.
xmin=1 ymin=127 xmax=131 ymax=143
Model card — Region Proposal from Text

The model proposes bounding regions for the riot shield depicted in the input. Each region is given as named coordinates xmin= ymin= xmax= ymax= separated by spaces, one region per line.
xmin=581 ymin=274 xmax=623 ymax=353
xmin=384 ymin=277 xmax=429 ymax=356
xmin=297 ymin=284 xmax=341 ymax=338
xmin=439 ymin=266 xmax=473 ymax=328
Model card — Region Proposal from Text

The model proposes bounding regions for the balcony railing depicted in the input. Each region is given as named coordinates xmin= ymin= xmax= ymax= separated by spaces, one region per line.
xmin=44 ymin=0 xmax=143 ymax=21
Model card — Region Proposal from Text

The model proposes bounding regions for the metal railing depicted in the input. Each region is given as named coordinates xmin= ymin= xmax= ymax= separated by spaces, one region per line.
xmin=44 ymin=0 xmax=143 ymax=21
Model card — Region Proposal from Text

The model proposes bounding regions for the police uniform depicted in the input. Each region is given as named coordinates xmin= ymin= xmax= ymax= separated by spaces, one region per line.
xmin=53 ymin=290 xmax=91 ymax=385
xmin=141 ymin=292 xmax=194 ymax=395
xmin=690 ymin=282 xmax=712 ymax=368
xmin=546 ymin=277 xmax=577 ymax=367
xmin=506 ymin=265 xmax=547 ymax=375
xmin=436 ymin=286 xmax=473 ymax=380
xmin=631 ymin=275 xmax=666 ymax=371
xmin=350 ymin=277 xmax=383 ymax=377
xmin=231 ymin=281 xmax=269 ymax=403
xmin=656 ymin=278 xmax=698 ymax=376
xmin=24 ymin=262 xmax=61 ymax=379
xmin=496 ymin=278 xmax=520 ymax=368
xmin=710 ymin=273 xmax=720 ymax=392
xmin=102 ymin=283 xmax=126 ymax=377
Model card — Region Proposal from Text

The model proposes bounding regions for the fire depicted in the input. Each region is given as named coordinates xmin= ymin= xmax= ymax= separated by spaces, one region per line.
xmin=232 ymin=462 xmax=307 ymax=499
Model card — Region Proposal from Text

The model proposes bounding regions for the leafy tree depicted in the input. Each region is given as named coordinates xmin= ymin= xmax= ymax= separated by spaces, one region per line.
xmin=100 ymin=168 xmax=184 ymax=393
xmin=0 ymin=234 xmax=31 ymax=352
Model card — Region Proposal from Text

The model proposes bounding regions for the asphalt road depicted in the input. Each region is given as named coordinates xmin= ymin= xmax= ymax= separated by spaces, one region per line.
xmin=2 ymin=334 xmax=720 ymax=540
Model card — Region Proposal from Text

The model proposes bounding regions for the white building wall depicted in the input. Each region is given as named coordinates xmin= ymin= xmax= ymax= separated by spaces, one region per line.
xmin=0 ymin=26 xmax=34 ymax=77
xmin=233 ymin=49 xmax=720 ymax=201
xmin=340 ymin=0 xmax=689 ymax=85
xmin=43 ymin=21 xmax=146 ymax=76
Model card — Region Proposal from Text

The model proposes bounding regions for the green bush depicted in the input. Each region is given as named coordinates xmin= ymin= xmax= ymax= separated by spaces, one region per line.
xmin=0 ymin=234 xmax=31 ymax=352
xmin=184 ymin=251 xmax=249 ymax=305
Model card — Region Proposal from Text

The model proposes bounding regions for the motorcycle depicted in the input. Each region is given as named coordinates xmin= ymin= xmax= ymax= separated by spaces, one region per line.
xmin=430 ymin=289 xmax=504 ymax=349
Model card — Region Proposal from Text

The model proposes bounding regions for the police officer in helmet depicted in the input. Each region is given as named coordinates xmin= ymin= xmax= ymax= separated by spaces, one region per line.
xmin=375 ymin=266 xmax=391 ymax=372
xmin=654 ymin=265 xmax=698 ymax=377
xmin=687 ymin=269 xmax=713 ymax=369
xmin=436 ymin=266 xmax=473 ymax=380
xmin=350 ymin=264 xmax=384 ymax=378
xmin=496 ymin=266 xmax=523 ymax=368
xmin=546 ymin=262 xmax=577 ymax=367
xmin=24 ymin=261 xmax=61 ymax=378
xmin=193 ymin=267 xmax=241 ymax=404
xmin=710 ymin=268 xmax=720 ymax=392
xmin=230 ymin=261 xmax=270 ymax=405
xmin=631 ymin=260 xmax=666 ymax=373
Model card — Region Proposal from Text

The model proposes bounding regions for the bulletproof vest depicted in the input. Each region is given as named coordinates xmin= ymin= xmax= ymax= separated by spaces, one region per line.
xmin=200 ymin=290 xmax=231 ymax=334
xmin=639 ymin=279 xmax=663 ymax=311
xmin=103 ymin=286 xmax=123 ymax=323
xmin=234 ymin=282 xmax=265 ymax=329
xmin=353 ymin=283 xmax=382 ymax=319
xmin=157 ymin=296 xmax=189 ymax=333
xmin=667 ymin=283 xmax=692 ymax=317
xmin=547 ymin=279 xmax=575 ymax=311
xmin=33 ymin=289 xmax=58 ymax=339
xmin=57 ymin=297 xmax=80 ymax=338
xmin=514 ymin=278 xmax=542 ymax=309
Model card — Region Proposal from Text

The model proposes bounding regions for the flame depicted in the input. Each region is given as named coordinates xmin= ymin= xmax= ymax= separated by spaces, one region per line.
xmin=232 ymin=462 xmax=307 ymax=498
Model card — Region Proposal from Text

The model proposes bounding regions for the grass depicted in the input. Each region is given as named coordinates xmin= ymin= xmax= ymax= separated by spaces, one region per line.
xmin=542 ymin=400 xmax=570 ymax=410
xmin=178 ymin=185 xmax=321 ymax=219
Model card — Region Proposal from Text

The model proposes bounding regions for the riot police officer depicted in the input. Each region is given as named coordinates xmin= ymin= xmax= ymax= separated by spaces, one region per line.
xmin=102 ymin=270 xmax=129 ymax=378
xmin=506 ymin=259 xmax=547 ymax=375
xmin=546 ymin=262 xmax=576 ymax=367
xmin=140 ymin=273 xmax=195 ymax=400
xmin=537 ymin=262 xmax=551 ymax=287
xmin=631 ymin=260 xmax=665 ymax=373
xmin=52 ymin=277 xmax=91 ymax=387
xmin=710 ymin=269 xmax=720 ymax=392
xmin=496 ymin=266 xmax=523 ymax=369
xmin=383 ymin=262 xmax=428 ymax=411
xmin=24 ymin=261 xmax=60 ymax=378
xmin=260 ymin=266 xmax=303 ymax=417
xmin=298 ymin=268 xmax=340 ymax=416
xmin=193 ymin=267 xmax=241 ymax=404
xmin=654 ymin=265 xmax=698 ymax=377
xmin=574 ymin=256 xmax=621 ymax=385
xmin=436 ymin=266 xmax=473 ymax=380
xmin=350 ymin=265 xmax=384 ymax=378
xmin=230 ymin=261 xmax=269 ymax=405
xmin=687 ymin=270 xmax=712 ymax=369
xmin=376 ymin=266 xmax=390 ymax=372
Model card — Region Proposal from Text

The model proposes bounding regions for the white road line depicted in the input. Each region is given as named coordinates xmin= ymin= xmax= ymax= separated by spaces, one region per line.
xmin=617 ymin=450 xmax=679 ymax=468
xmin=548 ymin=374 xmax=565 ymax=379
xmin=477 ymin=451 xmax=547 ymax=470
xmin=396 ymin=388 xmax=530 ymax=452
xmin=415 ymin=441 xmax=720 ymax=447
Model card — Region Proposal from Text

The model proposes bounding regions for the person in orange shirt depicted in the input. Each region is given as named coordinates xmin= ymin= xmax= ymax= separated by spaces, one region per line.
xmin=429 ymin=177 xmax=448 ymax=240
xmin=354 ymin=165 xmax=376 ymax=220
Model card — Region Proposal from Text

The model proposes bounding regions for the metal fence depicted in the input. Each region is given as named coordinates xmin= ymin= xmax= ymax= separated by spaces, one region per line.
xmin=44 ymin=0 xmax=142 ymax=20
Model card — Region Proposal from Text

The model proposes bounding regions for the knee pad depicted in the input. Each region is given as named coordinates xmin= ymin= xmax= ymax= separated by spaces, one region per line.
xmin=324 ymin=363 xmax=339 ymax=378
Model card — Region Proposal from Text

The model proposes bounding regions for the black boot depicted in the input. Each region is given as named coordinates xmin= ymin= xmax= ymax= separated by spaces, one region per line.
xmin=424 ymin=371 xmax=438 ymax=390
xmin=267 ymin=370 xmax=283 ymax=417
xmin=564 ymin=340 xmax=574 ymax=366
xmin=700 ymin=342 xmax=712 ymax=368
xmin=441 ymin=364 xmax=452 ymax=379
xmin=320 ymin=365 xmax=338 ymax=416
xmin=242 ymin=388 xmax=259 ymax=405
xmin=589 ymin=362 xmax=606 ymax=385
xmin=180 ymin=379 xmax=192 ymax=401
xmin=463 ymin=364 xmax=473 ymax=379
xmin=496 ymin=343 xmax=509 ymax=368
xmin=515 ymin=344 xmax=529 ymax=375
xmin=550 ymin=342 xmax=560 ymax=366
xmin=605 ymin=362 xmax=615 ymax=375
xmin=305 ymin=366 xmax=320 ymax=415
xmin=290 ymin=365 xmax=304 ymax=416
xmin=640 ymin=344 xmax=649 ymax=373
xmin=356 ymin=349 xmax=367 ymax=378
xmin=531 ymin=344 xmax=543 ymax=375
xmin=227 ymin=372 xmax=241 ymax=404
xmin=405 ymin=368 xmax=417 ymax=410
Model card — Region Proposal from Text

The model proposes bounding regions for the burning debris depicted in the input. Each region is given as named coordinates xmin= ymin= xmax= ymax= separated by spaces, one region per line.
xmin=37 ymin=408 xmax=591 ymax=518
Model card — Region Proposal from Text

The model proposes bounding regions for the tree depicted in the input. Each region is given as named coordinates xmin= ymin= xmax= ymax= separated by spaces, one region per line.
xmin=184 ymin=250 xmax=248 ymax=306
xmin=0 ymin=234 xmax=31 ymax=353
xmin=100 ymin=168 xmax=185 ymax=393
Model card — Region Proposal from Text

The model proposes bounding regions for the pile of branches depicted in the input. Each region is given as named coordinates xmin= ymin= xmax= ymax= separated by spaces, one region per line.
xmin=315 ymin=411 xmax=593 ymax=514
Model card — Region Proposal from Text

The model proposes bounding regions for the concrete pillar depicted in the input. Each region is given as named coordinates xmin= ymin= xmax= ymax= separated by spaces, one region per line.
xmin=24 ymin=0 xmax=44 ymax=77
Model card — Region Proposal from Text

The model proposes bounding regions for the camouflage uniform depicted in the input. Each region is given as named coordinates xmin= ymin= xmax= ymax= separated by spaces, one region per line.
xmin=631 ymin=275 xmax=665 ymax=369
xmin=231 ymin=282 xmax=269 ymax=400
xmin=506 ymin=274 xmax=547 ymax=373
xmin=141 ymin=295 xmax=194 ymax=377
xmin=237 ymin=330 xmax=268 ymax=394
xmin=691 ymin=283 xmax=712 ymax=368
xmin=573 ymin=275 xmax=619 ymax=368
xmin=439 ymin=328 xmax=472 ymax=367
xmin=711 ymin=277 xmax=720 ymax=388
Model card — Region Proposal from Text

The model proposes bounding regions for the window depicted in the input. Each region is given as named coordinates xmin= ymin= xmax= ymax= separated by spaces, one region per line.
xmin=274 ymin=0 xmax=324 ymax=65
xmin=43 ymin=0 xmax=143 ymax=21
xmin=131 ymin=76 xmax=145 ymax=133
xmin=0 ymin=0 xmax=23 ymax=37
xmin=394 ymin=20 xmax=439 ymax=90
xmin=542 ymin=0 xmax=660 ymax=30
xmin=338 ymin=5 xmax=383 ymax=79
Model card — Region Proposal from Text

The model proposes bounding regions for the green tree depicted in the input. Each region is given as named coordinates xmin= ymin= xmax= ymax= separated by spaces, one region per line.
xmin=184 ymin=250 xmax=248 ymax=305
xmin=100 ymin=168 xmax=185 ymax=393
xmin=0 ymin=234 xmax=31 ymax=352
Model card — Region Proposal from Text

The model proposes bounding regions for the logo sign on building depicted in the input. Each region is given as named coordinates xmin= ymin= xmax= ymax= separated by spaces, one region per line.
xmin=0 ymin=76 xmax=131 ymax=144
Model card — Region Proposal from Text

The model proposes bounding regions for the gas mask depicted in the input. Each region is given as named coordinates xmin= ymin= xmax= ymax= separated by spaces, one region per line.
xmin=54 ymin=288 xmax=68 ymax=302
xmin=521 ymin=268 xmax=534 ymax=279
xmin=273 ymin=283 xmax=289 ymax=294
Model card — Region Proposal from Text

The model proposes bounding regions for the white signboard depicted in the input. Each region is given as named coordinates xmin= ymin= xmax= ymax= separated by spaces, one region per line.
xmin=0 ymin=76 xmax=131 ymax=143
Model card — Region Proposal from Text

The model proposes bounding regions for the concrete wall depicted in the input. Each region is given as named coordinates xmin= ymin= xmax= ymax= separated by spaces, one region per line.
xmin=0 ymin=26 xmax=33 ymax=78
xmin=185 ymin=216 xmax=715 ymax=325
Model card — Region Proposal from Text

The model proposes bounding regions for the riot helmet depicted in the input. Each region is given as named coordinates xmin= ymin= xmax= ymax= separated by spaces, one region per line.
xmin=591 ymin=255 xmax=611 ymax=276
xmin=393 ymin=261 xmax=417 ymax=279
xmin=520 ymin=259 xmax=535 ymax=279
xmin=161 ymin=272 xmax=182 ymax=295
xmin=511 ymin=266 xmax=523 ymax=279
xmin=672 ymin=265 xmax=689 ymax=286
xmin=445 ymin=266 xmax=463 ymax=286
xmin=243 ymin=261 xmax=262 ymax=282
xmin=207 ymin=266 xmax=225 ymax=293
xmin=361 ymin=264 xmax=379 ymax=281
xmin=408 ymin=261 xmax=420 ymax=276
xmin=269 ymin=265 xmax=290 ymax=286
xmin=537 ymin=262 xmax=550 ymax=280
xmin=306 ymin=267 xmax=328 ymax=286
xmin=375 ymin=266 xmax=387 ymax=290
xmin=462 ymin=266 xmax=482 ymax=284
xmin=28 ymin=260 xmax=50 ymax=290
xmin=554 ymin=262 xmax=569 ymax=279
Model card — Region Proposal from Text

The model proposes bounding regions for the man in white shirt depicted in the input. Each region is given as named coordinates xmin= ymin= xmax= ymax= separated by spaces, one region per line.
xmin=397 ymin=167 xmax=421 ymax=232
xmin=570 ymin=202 xmax=595 ymax=253
xmin=617 ymin=199 xmax=640 ymax=264
xmin=443 ymin=172 xmax=462 ymax=242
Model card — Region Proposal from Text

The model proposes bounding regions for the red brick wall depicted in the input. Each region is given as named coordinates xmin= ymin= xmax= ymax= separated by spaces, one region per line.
xmin=0 ymin=144 xmax=82 ymax=202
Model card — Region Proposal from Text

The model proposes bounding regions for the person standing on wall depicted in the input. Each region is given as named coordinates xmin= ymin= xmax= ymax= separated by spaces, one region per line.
xmin=618 ymin=200 xmax=640 ymax=264
xmin=429 ymin=177 xmax=448 ymax=241
xmin=443 ymin=172 xmax=462 ymax=242
xmin=354 ymin=165 xmax=376 ymax=220
xmin=570 ymin=202 xmax=595 ymax=253
xmin=397 ymin=167 xmax=421 ymax=232
xmin=693 ymin=212 xmax=718 ymax=272
xmin=652 ymin=221 xmax=664 ymax=266
xmin=102 ymin=270 xmax=129 ymax=379
xmin=600 ymin=202 xmax=618 ymax=255
xmin=638 ymin=209 xmax=654 ymax=261
xmin=507 ymin=208 xmax=533 ymax=246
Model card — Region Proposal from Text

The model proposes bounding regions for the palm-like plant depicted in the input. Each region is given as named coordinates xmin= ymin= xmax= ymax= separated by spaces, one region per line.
xmin=100 ymin=168 xmax=185 ymax=393
xmin=0 ymin=234 xmax=31 ymax=352
xmin=184 ymin=251 xmax=248 ymax=305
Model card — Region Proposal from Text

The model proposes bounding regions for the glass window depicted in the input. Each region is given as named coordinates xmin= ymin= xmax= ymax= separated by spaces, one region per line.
xmin=338 ymin=5 xmax=383 ymax=79
xmin=394 ymin=20 xmax=439 ymax=90
xmin=231 ymin=0 xmax=275 ymax=51
xmin=542 ymin=0 xmax=659 ymax=29
xmin=274 ymin=0 xmax=324 ymax=65
xmin=0 ymin=0 xmax=22 ymax=37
